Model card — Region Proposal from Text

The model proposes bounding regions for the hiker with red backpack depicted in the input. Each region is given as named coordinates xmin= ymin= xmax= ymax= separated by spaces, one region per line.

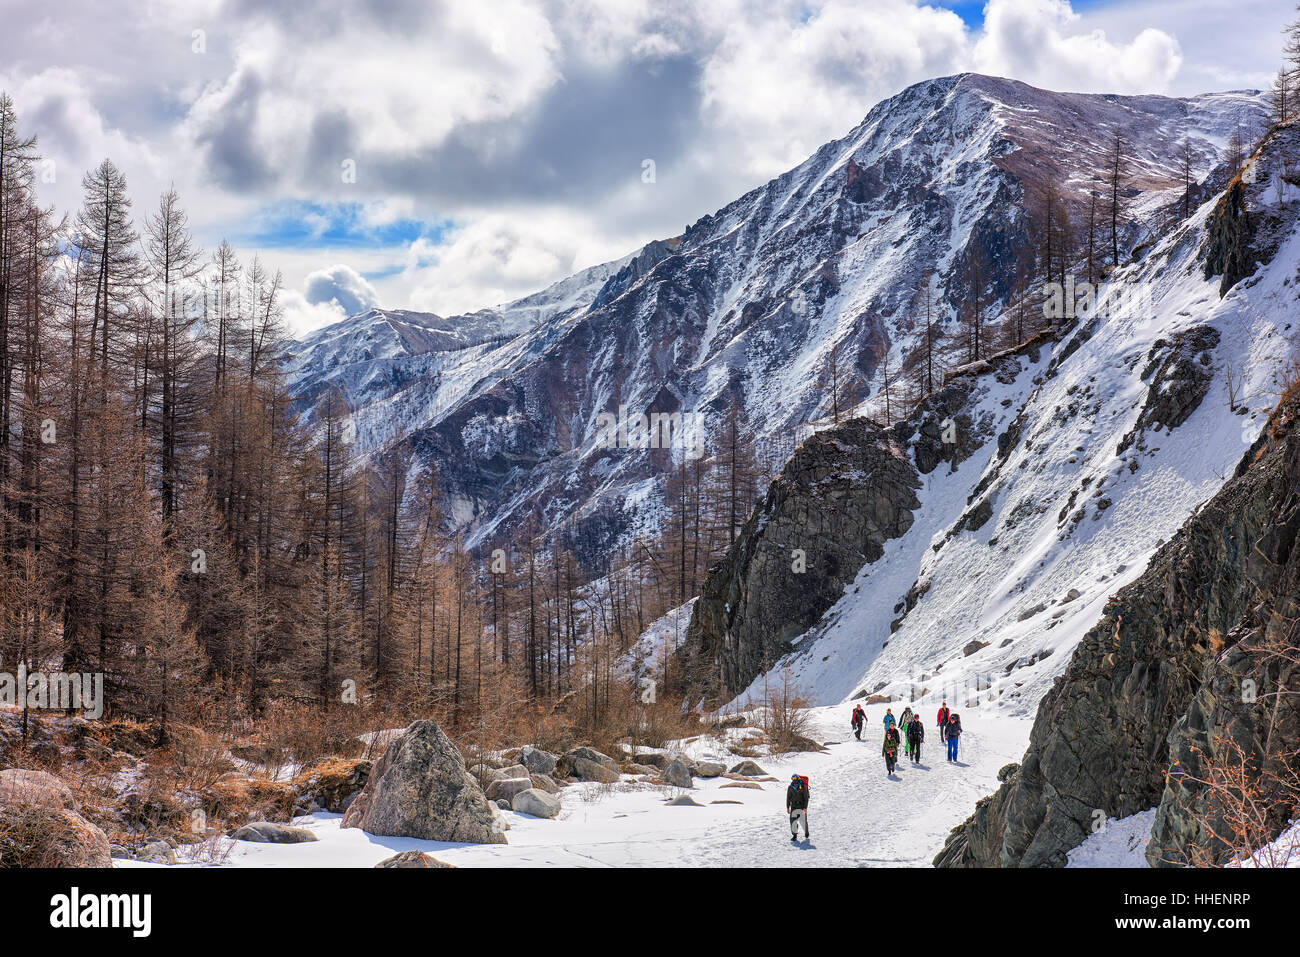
xmin=787 ymin=774 xmax=810 ymax=842
xmin=851 ymin=705 xmax=865 ymax=741
xmin=937 ymin=702 xmax=951 ymax=741
xmin=945 ymin=712 xmax=962 ymax=762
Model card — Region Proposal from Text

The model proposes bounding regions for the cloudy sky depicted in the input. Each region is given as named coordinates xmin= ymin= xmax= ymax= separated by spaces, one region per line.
xmin=1 ymin=0 xmax=1292 ymax=333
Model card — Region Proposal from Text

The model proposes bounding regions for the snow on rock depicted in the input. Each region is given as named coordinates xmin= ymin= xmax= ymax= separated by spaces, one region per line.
xmin=1066 ymin=810 xmax=1156 ymax=868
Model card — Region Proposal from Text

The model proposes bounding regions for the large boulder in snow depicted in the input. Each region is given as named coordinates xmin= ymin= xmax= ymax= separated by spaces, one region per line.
xmin=518 ymin=746 xmax=558 ymax=776
xmin=341 ymin=720 xmax=507 ymax=845
xmin=511 ymin=788 xmax=561 ymax=819
xmin=728 ymin=761 xmax=767 ymax=777
xmin=695 ymin=761 xmax=726 ymax=778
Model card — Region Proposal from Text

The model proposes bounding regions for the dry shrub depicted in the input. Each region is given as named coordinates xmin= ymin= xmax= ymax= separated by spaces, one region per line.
xmin=753 ymin=667 xmax=814 ymax=753
xmin=0 ymin=804 xmax=105 ymax=868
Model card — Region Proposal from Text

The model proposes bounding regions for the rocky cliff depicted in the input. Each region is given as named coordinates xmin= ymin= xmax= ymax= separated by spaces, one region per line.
xmin=679 ymin=342 xmax=1043 ymax=704
xmin=934 ymin=393 xmax=1300 ymax=867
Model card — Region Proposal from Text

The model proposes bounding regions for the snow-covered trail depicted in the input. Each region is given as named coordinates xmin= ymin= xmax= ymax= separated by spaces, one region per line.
xmin=122 ymin=704 xmax=1031 ymax=868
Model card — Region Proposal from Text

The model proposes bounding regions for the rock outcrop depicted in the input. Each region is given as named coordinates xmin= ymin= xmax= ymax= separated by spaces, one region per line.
xmin=341 ymin=720 xmax=508 ymax=845
xmin=679 ymin=417 xmax=922 ymax=701
xmin=936 ymin=396 xmax=1300 ymax=867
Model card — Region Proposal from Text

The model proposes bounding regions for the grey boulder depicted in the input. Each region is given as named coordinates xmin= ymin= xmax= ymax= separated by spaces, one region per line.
xmin=341 ymin=720 xmax=507 ymax=845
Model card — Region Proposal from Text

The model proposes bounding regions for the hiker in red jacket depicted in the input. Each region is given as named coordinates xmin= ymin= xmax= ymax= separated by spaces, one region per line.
xmin=937 ymin=702 xmax=951 ymax=741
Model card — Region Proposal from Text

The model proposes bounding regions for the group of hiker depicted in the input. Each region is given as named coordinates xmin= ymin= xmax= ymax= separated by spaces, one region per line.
xmin=784 ymin=701 xmax=966 ymax=841
xmin=851 ymin=701 xmax=962 ymax=775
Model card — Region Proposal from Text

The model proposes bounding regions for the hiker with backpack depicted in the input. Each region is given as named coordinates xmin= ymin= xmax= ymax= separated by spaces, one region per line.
xmin=883 ymin=707 xmax=896 ymax=732
xmin=851 ymin=705 xmax=865 ymax=740
xmin=907 ymin=712 xmax=925 ymax=763
xmin=787 ymin=774 xmax=810 ymax=841
xmin=899 ymin=707 xmax=914 ymax=752
xmin=937 ymin=701 xmax=951 ymax=742
xmin=882 ymin=725 xmax=901 ymax=776
xmin=945 ymin=712 xmax=962 ymax=762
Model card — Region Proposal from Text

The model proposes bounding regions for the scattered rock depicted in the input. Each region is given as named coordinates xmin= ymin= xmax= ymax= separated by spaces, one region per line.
xmin=511 ymin=788 xmax=562 ymax=819
xmin=695 ymin=761 xmax=726 ymax=778
xmin=374 ymin=850 xmax=455 ymax=868
xmin=485 ymin=777 xmax=533 ymax=803
xmin=556 ymin=747 xmax=619 ymax=783
xmin=518 ymin=746 xmax=558 ymax=776
xmin=137 ymin=841 xmax=177 ymax=865
xmin=630 ymin=752 xmax=669 ymax=770
xmin=230 ymin=822 xmax=319 ymax=844
xmin=529 ymin=773 xmax=561 ymax=794
xmin=664 ymin=759 xmax=693 ymax=788
xmin=728 ymin=761 xmax=767 ymax=776
xmin=665 ymin=795 xmax=704 ymax=807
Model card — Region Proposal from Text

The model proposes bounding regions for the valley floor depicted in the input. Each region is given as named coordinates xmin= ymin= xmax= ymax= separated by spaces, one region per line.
xmin=119 ymin=703 xmax=1032 ymax=868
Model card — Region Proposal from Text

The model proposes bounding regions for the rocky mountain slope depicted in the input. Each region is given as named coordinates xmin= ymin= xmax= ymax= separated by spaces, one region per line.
xmin=287 ymin=74 xmax=1262 ymax=558
xmin=913 ymin=123 xmax=1300 ymax=867
xmin=674 ymin=115 xmax=1300 ymax=868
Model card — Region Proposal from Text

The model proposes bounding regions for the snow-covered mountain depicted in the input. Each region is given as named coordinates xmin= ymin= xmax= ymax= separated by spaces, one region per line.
xmin=286 ymin=73 xmax=1266 ymax=556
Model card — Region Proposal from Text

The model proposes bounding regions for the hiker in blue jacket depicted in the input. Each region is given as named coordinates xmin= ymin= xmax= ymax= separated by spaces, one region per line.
xmin=883 ymin=707 xmax=895 ymax=732
xmin=945 ymin=712 xmax=962 ymax=762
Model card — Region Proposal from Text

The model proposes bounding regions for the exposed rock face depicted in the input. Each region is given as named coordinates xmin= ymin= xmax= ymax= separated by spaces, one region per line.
xmin=680 ymin=417 xmax=922 ymax=701
xmin=1147 ymin=404 xmax=1300 ymax=865
xmin=0 ymin=769 xmax=112 ymax=868
xmin=341 ymin=720 xmax=508 ymax=845
xmin=936 ymin=398 xmax=1300 ymax=868
xmin=1117 ymin=325 xmax=1220 ymax=455
xmin=1202 ymin=125 xmax=1300 ymax=295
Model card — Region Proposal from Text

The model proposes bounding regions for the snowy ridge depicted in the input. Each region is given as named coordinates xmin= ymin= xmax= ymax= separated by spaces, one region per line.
xmin=286 ymin=75 xmax=1266 ymax=555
